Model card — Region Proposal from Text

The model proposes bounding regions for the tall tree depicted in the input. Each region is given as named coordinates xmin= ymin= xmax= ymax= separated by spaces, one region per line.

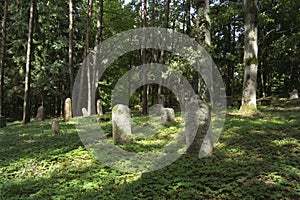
xmin=69 ymin=0 xmax=74 ymax=96
xmin=141 ymin=0 xmax=148 ymax=115
xmin=240 ymin=0 xmax=258 ymax=112
xmin=158 ymin=0 xmax=170 ymax=96
xmin=23 ymin=0 xmax=36 ymax=124
xmin=194 ymin=0 xmax=211 ymax=99
xmin=0 ymin=0 xmax=8 ymax=121
xmin=94 ymin=0 xmax=104 ymax=115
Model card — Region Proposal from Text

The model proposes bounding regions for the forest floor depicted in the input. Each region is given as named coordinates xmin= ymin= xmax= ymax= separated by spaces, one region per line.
xmin=0 ymin=99 xmax=300 ymax=199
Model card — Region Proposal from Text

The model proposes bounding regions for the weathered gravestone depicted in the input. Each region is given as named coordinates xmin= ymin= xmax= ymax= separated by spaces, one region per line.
xmin=161 ymin=108 xmax=175 ymax=125
xmin=52 ymin=119 xmax=59 ymax=134
xmin=149 ymin=104 xmax=175 ymax=125
xmin=112 ymin=104 xmax=132 ymax=144
xmin=35 ymin=106 xmax=45 ymax=120
xmin=289 ymin=89 xmax=298 ymax=99
xmin=64 ymin=98 xmax=72 ymax=121
xmin=185 ymin=96 xmax=212 ymax=156
xmin=97 ymin=99 xmax=103 ymax=116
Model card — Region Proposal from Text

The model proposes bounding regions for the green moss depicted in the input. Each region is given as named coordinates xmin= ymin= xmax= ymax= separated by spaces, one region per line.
xmin=245 ymin=57 xmax=259 ymax=66
xmin=112 ymin=104 xmax=119 ymax=113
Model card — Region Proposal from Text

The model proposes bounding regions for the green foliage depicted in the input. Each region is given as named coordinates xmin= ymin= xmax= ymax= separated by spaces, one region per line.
xmin=1 ymin=100 xmax=300 ymax=199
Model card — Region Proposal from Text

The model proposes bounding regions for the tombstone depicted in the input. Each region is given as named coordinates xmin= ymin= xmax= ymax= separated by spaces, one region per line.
xmin=149 ymin=104 xmax=163 ymax=116
xmin=161 ymin=108 xmax=175 ymax=125
xmin=97 ymin=99 xmax=103 ymax=116
xmin=112 ymin=104 xmax=132 ymax=144
xmin=64 ymin=98 xmax=72 ymax=122
xmin=82 ymin=108 xmax=88 ymax=117
xmin=289 ymin=89 xmax=298 ymax=99
xmin=185 ymin=96 xmax=211 ymax=156
xmin=35 ymin=106 xmax=45 ymax=120
xmin=52 ymin=119 xmax=59 ymax=134
xmin=158 ymin=95 xmax=165 ymax=106
xmin=0 ymin=116 xmax=6 ymax=128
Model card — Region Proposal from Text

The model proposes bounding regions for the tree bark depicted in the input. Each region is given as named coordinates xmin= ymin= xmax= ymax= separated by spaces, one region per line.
xmin=94 ymin=0 xmax=104 ymax=115
xmin=240 ymin=0 xmax=258 ymax=111
xmin=23 ymin=0 xmax=35 ymax=124
xmin=142 ymin=0 xmax=148 ymax=115
xmin=158 ymin=0 xmax=170 ymax=97
xmin=0 ymin=0 xmax=8 ymax=118
xmin=68 ymin=0 xmax=74 ymax=96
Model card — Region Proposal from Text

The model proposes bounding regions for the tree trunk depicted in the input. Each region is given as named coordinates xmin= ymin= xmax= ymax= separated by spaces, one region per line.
xmin=142 ymin=0 xmax=148 ymax=115
xmin=195 ymin=0 xmax=211 ymax=100
xmin=68 ymin=0 xmax=74 ymax=96
xmin=240 ymin=0 xmax=258 ymax=112
xmin=23 ymin=0 xmax=35 ymax=124
xmin=94 ymin=0 xmax=104 ymax=115
xmin=0 ymin=0 xmax=8 ymax=118
xmin=0 ymin=0 xmax=8 ymax=127
xmin=195 ymin=0 xmax=211 ymax=46
xmin=158 ymin=0 xmax=170 ymax=97
xmin=185 ymin=0 xmax=191 ymax=34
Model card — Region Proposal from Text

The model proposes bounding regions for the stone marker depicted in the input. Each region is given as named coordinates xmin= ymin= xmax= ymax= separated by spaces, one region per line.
xmin=112 ymin=104 xmax=132 ymax=144
xmin=35 ymin=106 xmax=45 ymax=120
xmin=185 ymin=96 xmax=211 ymax=156
xmin=161 ymin=108 xmax=175 ymax=125
xmin=289 ymin=89 xmax=298 ymax=99
xmin=64 ymin=98 xmax=72 ymax=121
xmin=149 ymin=104 xmax=175 ymax=125
xmin=149 ymin=104 xmax=163 ymax=116
xmin=97 ymin=99 xmax=103 ymax=116
xmin=52 ymin=119 xmax=59 ymax=134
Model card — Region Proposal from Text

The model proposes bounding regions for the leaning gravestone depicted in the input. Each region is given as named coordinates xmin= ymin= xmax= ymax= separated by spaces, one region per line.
xmin=289 ymin=89 xmax=298 ymax=99
xmin=112 ymin=104 xmax=132 ymax=144
xmin=185 ymin=96 xmax=211 ymax=156
xmin=35 ymin=106 xmax=45 ymax=120
xmin=64 ymin=98 xmax=72 ymax=122
xmin=97 ymin=99 xmax=103 ymax=116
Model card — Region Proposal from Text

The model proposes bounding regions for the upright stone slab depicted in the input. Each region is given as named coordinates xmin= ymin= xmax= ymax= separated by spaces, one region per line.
xmin=161 ymin=108 xmax=175 ymax=125
xmin=35 ymin=106 xmax=45 ymax=120
xmin=52 ymin=119 xmax=59 ymax=134
xmin=290 ymin=89 xmax=298 ymax=99
xmin=185 ymin=96 xmax=211 ymax=156
xmin=97 ymin=99 xmax=103 ymax=116
xmin=64 ymin=98 xmax=72 ymax=122
xmin=112 ymin=104 xmax=132 ymax=144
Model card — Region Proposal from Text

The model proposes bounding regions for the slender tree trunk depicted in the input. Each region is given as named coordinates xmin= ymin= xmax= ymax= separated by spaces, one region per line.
xmin=240 ymin=0 xmax=258 ymax=111
xmin=23 ymin=0 xmax=35 ymax=124
xmin=68 ymin=0 xmax=74 ymax=96
xmin=0 ymin=0 xmax=8 ymax=118
xmin=142 ymin=0 xmax=148 ymax=115
xmin=158 ymin=0 xmax=170 ymax=97
xmin=94 ymin=0 xmax=104 ymax=115
xmin=185 ymin=0 xmax=191 ymax=34
xmin=77 ymin=0 xmax=93 ymax=116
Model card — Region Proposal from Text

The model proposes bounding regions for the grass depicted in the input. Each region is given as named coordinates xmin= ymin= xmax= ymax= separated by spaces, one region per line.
xmin=0 ymin=99 xmax=300 ymax=199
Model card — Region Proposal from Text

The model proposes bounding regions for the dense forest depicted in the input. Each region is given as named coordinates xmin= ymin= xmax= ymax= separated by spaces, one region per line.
xmin=0 ymin=0 xmax=299 ymax=122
